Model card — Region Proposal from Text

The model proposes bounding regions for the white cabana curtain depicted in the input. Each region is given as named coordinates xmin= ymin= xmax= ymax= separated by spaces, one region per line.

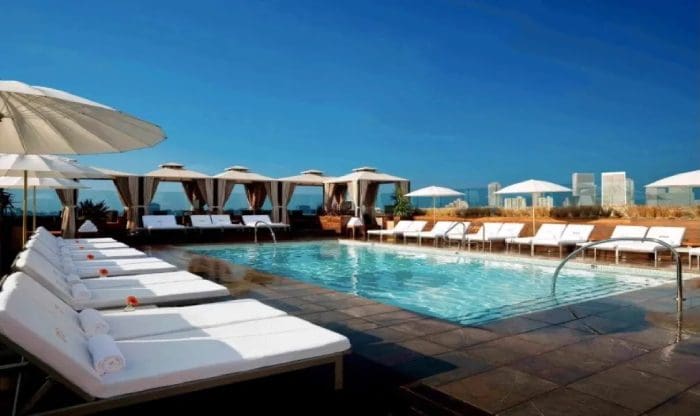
xmin=142 ymin=177 xmax=159 ymax=215
xmin=244 ymin=182 xmax=267 ymax=212
xmin=280 ymin=182 xmax=296 ymax=224
xmin=195 ymin=178 xmax=215 ymax=212
xmin=216 ymin=180 xmax=235 ymax=213
xmin=347 ymin=181 xmax=358 ymax=216
xmin=113 ymin=176 xmax=139 ymax=232
xmin=56 ymin=188 xmax=77 ymax=238
xmin=264 ymin=181 xmax=280 ymax=222
xmin=182 ymin=181 xmax=206 ymax=211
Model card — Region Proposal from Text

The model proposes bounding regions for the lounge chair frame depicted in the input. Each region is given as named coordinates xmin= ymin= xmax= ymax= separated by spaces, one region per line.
xmin=1 ymin=329 xmax=348 ymax=416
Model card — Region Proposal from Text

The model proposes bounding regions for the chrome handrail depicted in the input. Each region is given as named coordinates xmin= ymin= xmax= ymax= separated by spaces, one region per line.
xmin=442 ymin=221 xmax=469 ymax=249
xmin=254 ymin=221 xmax=277 ymax=244
xmin=552 ymin=237 xmax=683 ymax=315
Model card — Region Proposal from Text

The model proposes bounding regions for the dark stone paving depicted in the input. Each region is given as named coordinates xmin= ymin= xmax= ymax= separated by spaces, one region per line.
xmin=145 ymin=245 xmax=700 ymax=415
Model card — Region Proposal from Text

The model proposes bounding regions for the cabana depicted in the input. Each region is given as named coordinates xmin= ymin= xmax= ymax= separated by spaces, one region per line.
xmin=324 ymin=167 xmax=410 ymax=222
xmin=145 ymin=163 xmax=211 ymax=213
xmin=277 ymin=170 xmax=334 ymax=224
xmin=215 ymin=166 xmax=279 ymax=221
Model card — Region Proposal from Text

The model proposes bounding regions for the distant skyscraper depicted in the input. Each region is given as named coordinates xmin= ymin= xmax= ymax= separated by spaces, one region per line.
xmin=572 ymin=172 xmax=596 ymax=206
xmin=626 ymin=178 xmax=635 ymax=206
xmin=536 ymin=195 xmax=554 ymax=208
xmin=646 ymin=186 xmax=697 ymax=206
xmin=504 ymin=196 xmax=527 ymax=210
xmin=487 ymin=182 xmax=502 ymax=207
xmin=601 ymin=172 xmax=630 ymax=206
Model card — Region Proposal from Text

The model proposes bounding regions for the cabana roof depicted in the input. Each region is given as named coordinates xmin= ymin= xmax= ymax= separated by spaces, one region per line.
xmin=145 ymin=162 xmax=210 ymax=180
xmin=92 ymin=167 xmax=137 ymax=178
xmin=215 ymin=166 xmax=273 ymax=183
xmin=325 ymin=167 xmax=407 ymax=184
xmin=278 ymin=169 xmax=334 ymax=185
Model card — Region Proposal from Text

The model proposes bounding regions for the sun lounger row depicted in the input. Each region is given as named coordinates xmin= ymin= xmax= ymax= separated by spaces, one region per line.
xmin=0 ymin=227 xmax=350 ymax=413
xmin=506 ymin=223 xmax=595 ymax=257
xmin=143 ymin=214 xmax=289 ymax=232
xmin=576 ymin=225 xmax=685 ymax=267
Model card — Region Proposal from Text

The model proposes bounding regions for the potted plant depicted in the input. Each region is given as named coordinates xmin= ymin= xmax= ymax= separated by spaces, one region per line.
xmin=77 ymin=199 xmax=110 ymax=229
xmin=392 ymin=188 xmax=414 ymax=222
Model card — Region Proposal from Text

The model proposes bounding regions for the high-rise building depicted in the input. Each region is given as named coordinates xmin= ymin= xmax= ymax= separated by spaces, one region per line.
xmin=601 ymin=172 xmax=630 ymax=206
xmin=646 ymin=186 xmax=697 ymax=206
xmin=503 ymin=196 xmax=527 ymax=210
xmin=536 ymin=195 xmax=554 ymax=208
xmin=626 ymin=178 xmax=635 ymax=206
xmin=487 ymin=182 xmax=502 ymax=207
xmin=572 ymin=172 xmax=596 ymax=206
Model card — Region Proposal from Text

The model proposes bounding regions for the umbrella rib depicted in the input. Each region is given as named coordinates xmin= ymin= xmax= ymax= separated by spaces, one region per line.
xmin=8 ymin=94 xmax=81 ymax=154
xmin=16 ymin=94 xmax=122 ymax=153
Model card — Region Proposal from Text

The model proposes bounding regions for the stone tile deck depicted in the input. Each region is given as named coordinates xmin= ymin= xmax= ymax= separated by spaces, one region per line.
xmin=150 ymin=245 xmax=700 ymax=415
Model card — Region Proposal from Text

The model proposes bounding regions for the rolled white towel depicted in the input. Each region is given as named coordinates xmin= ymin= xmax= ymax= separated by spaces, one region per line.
xmin=64 ymin=272 xmax=81 ymax=283
xmin=70 ymin=283 xmax=91 ymax=302
xmin=79 ymin=309 xmax=110 ymax=336
xmin=87 ymin=334 xmax=125 ymax=376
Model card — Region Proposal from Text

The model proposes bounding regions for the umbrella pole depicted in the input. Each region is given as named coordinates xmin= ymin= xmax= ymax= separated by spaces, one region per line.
xmin=433 ymin=197 xmax=436 ymax=225
xmin=32 ymin=186 xmax=37 ymax=231
xmin=531 ymin=193 xmax=536 ymax=236
xmin=22 ymin=170 xmax=27 ymax=246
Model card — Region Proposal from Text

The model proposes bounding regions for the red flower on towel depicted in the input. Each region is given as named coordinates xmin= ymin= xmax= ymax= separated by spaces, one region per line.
xmin=86 ymin=254 xmax=95 ymax=260
xmin=98 ymin=268 xmax=109 ymax=277
xmin=126 ymin=296 xmax=139 ymax=307
xmin=78 ymin=246 xmax=85 ymax=250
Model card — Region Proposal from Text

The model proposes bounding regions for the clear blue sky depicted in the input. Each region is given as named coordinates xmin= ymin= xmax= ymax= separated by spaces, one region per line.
xmin=2 ymin=0 xmax=698 ymax=189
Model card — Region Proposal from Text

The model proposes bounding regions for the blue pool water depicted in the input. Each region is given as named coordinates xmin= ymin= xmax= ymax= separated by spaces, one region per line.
xmin=190 ymin=241 xmax=667 ymax=325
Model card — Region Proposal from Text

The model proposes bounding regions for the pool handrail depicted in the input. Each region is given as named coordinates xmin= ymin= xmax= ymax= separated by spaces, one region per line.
xmin=254 ymin=221 xmax=277 ymax=244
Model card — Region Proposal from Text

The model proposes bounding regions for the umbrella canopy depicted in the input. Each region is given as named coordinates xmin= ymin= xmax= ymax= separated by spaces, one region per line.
xmin=215 ymin=166 xmax=273 ymax=183
xmin=0 ymin=154 xmax=108 ymax=179
xmin=645 ymin=169 xmax=700 ymax=188
xmin=496 ymin=179 xmax=571 ymax=234
xmin=145 ymin=162 xmax=209 ymax=180
xmin=495 ymin=179 xmax=571 ymax=195
xmin=406 ymin=186 xmax=463 ymax=223
xmin=278 ymin=169 xmax=333 ymax=185
xmin=0 ymin=154 xmax=106 ymax=243
xmin=0 ymin=176 xmax=87 ymax=189
xmin=0 ymin=80 xmax=166 ymax=154
xmin=406 ymin=186 xmax=462 ymax=198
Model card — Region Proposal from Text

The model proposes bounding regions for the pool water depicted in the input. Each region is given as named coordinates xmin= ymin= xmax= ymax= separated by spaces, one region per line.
xmin=190 ymin=241 xmax=668 ymax=325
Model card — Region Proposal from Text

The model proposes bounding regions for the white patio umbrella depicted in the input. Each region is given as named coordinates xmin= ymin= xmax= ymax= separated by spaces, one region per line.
xmin=0 ymin=176 xmax=87 ymax=231
xmin=646 ymin=170 xmax=700 ymax=188
xmin=496 ymin=179 xmax=571 ymax=233
xmin=405 ymin=186 xmax=463 ymax=224
xmin=0 ymin=154 xmax=107 ymax=243
xmin=0 ymin=80 xmax=166 ymax=154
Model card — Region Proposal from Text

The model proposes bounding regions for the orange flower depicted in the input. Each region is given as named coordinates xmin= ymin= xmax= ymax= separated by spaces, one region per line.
xmin=86 ymin=254 xmax=95 ymax=260
xmin=126 ymin=296 xmax=139 ymax=307
xmin=98 ymin=268 xmax=109 ymax=277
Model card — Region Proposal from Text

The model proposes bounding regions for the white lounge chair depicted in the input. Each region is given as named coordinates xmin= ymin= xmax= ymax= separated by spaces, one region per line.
xmin=7 ymin=273 xmax=287 ymax=340
xmin=506 ymin=223 xmax=567 ymax=255
xmin=15 ymin=249 xmax=202 ymax=289
xmin=31 ymin=230 xmax=128 ymax=250
xmin=211 ymin=214 xmax=246 ymax=229
xmin=142 ymin=215 xmax=187 ymax=233
xmin=27 ymin=237 xmax=146 ymax=261
xmin=442 ymin=221 xmax=472 ymax=245
xmin=8 ymin=263 xmax=230 ymax=310
xmin=190 ymin=215 xmax=221 ymax=229
xmin=35 ymin=226 xmax=117 ymax=244
xmin=0 ymin=273 xmax=350 ymax=414
xmin=615 ymin=226 xmax=686 ymax=267
xmin=367 ymin=220 xmax=414 ymax=242
xmin=403 ymin=221 xmax=457 ymax=246
xmin=576 ymin=225 xmax=648 ymax=262
xmin=475 ymin=223 xmax=525 ymax=251
xmin=530 ymin=224 xmax=595 ymax=257
xmin=241 ymin=215 xmax=289 ymax=229
xmin=25 ymin=241 xmax=178 ymax=278
xmin=448 ymin=222 xmax=503 ymax=250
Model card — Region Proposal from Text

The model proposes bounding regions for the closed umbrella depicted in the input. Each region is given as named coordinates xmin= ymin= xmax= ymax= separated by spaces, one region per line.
xmin=496 ymin=179 xmax=571 ymax=234
xmin=0 ymin=154 xmax=107 ymax=243
xmin=405 ymin=186 xmax=463 ymax=224
xmin=0 ymin=176 xmax=87 ymax=231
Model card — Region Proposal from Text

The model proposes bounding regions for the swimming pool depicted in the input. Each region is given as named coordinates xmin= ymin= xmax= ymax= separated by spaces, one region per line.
xmin=190 ymin=241 xmax=670 ymax=325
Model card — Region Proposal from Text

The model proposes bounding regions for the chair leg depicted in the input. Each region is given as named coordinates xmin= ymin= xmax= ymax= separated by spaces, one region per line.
xmin=654 ymin=251 xmax=658 ymax=268
xmin=334 ymin=356 xmax=344 ymax=391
